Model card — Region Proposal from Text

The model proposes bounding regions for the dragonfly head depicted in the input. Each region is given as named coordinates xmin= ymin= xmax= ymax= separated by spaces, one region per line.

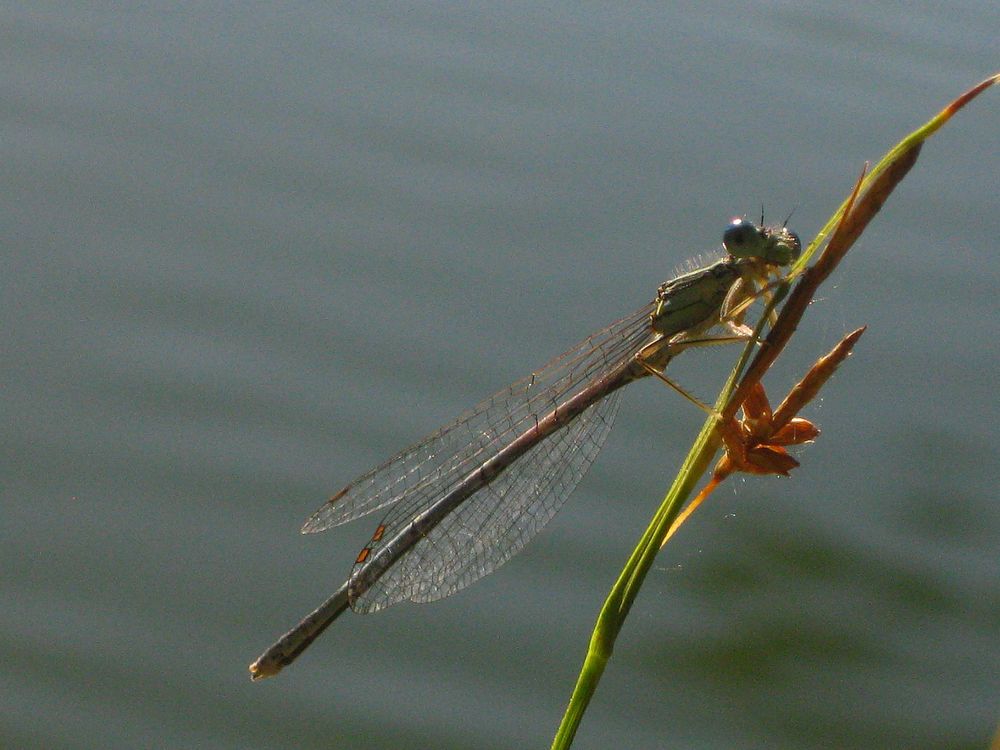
xmin=723 ymin=218 xmax=801 ymax=267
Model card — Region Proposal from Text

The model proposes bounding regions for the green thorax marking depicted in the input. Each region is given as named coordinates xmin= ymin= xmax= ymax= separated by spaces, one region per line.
xmin=650 ymin=261 xmax=740 ymax=337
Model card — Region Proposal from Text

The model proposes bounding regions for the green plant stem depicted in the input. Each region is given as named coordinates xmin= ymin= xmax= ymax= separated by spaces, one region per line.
xmin=550 ymin=287 xmax=785 ymax=750
xmin=550 ymin=71 xmax=998 ymax=750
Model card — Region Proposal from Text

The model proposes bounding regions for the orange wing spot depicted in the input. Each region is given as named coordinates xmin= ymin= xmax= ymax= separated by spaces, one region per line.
xmin=371 ymin=524 xmax=386 ymax=542
xmin=328 ymin=486 xmax=350 ymax=504
xmin=355 ymin=547 xmax=371 ymax=564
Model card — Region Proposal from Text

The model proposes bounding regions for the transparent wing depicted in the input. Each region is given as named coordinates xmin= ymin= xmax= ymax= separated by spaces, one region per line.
xmin=353 ymin=386 xmax=625 ymax=612
xmin=302 ymin=301 xmax=657 ymax=534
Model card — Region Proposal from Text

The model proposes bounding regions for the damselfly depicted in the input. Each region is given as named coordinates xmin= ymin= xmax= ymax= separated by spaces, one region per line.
xmin=250 ymin=218 xmax=800 ymax=679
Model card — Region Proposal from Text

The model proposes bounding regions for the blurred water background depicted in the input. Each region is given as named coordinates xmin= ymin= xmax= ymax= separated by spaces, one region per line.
xmin=3 ymin=4 xmax=998 ymax=748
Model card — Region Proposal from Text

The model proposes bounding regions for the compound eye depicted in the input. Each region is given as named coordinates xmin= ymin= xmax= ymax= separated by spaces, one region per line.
xmin=722 ymin=218 xmax=758 ymax=254
xmin=787 ymin=231 xmax=802 ymax=257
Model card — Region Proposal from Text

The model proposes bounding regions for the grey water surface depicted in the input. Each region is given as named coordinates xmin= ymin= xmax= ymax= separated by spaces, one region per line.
xmin=3 ymin=4 xmax=998 ymax=749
